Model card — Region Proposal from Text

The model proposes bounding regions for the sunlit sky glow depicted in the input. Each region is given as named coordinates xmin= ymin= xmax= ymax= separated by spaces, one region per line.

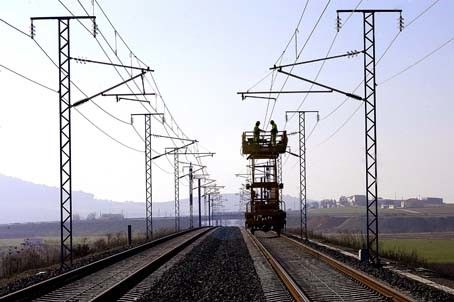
xmin=0 ymin=0 xmax=453 ymax=207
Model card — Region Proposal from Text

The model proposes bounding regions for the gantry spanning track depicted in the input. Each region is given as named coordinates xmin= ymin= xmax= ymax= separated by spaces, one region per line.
xmin=0 ymin=227 xmax=213 ymax=302
xmin=246 ymin=230 xmax=414 ymax=302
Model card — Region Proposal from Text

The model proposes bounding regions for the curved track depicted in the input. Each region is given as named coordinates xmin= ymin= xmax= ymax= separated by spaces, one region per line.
xmin=247 ymin=230 xmax=414 ymax=302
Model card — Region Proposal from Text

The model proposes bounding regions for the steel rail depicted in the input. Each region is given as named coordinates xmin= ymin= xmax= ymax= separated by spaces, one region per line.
xmin=246 ymin=230 xmax=310 ymax=302
xmin=0 ymin=227 xmax=212 ymax=302
xmin=90 ymin=227 xmax=214 ymax=301
xmin=283 ymin=233 xmax=415 ymax=302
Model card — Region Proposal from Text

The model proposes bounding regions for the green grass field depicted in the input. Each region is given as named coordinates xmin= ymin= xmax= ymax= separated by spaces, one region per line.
xmin=380 ymin=239 xmax=454 ymax=263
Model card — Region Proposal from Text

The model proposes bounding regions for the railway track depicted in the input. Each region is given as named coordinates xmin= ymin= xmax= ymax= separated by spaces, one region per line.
xmin=0 ymin=227 xmax=213 ymax=302
xmin=246 ymin=230 xmax=415 ymax=302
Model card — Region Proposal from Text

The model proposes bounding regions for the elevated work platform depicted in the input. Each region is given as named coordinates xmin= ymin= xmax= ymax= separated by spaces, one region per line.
xmin=242 ymin=131 xmax=288 ymax=159
xmin=242 ymin=129 xmax=287 ymax=235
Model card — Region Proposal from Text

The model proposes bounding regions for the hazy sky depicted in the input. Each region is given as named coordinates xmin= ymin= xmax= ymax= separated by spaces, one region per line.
xmin=0 ymin=0 xmax=453 ymax=209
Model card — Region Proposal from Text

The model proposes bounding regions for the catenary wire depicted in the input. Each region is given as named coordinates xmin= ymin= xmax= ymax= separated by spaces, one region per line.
xmin=76 ymin=0 xmax=202 ymax=166
xmin=63 ymin=0 xmax=177 ymax=169
xmin=0 ymin=15 xmax=176 ymax=173
xmin=0 ymin=18 xmax=31 ymax=38
xmin=88 ymin=0 xmax=213 ymax=178
xmin=0 ymin=61 xmax=144 ymax=153
xmin=91 ymin=0 xmax=193 ymax=143
xmin=379 ymin=36 xmax=453 ymax=85
xmin=265 ymin=0 xmax=332 ymax=127
xmin=283 ymin=0 xmax=364 ymax=127
xmin=246 ymin=0 xmax=309 ymax=94
xmin=316 ymin=34 xmax=452 ymax=147
xmin=0 ymin=63 xmax=57 ymax=93
xmin=313 ymin=0 xmax=446 ymax=146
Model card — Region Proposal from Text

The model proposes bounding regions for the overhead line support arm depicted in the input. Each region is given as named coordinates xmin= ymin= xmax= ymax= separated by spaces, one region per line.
xmin=152 ymin=141 xmax=197 ymax=160
xmin=70 ymin=57 xmax=153 ymax=72
xmin=270 ymin=50 xmax=365 ymax=69
xmin=72 ymin=70 xmax=148 ymax=107
xmin=277 ymin=69 xmax=363 ymax=101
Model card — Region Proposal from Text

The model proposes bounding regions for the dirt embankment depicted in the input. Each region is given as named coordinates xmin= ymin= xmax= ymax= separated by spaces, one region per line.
xmin=287 ymin=213 xmax=454 ymax=233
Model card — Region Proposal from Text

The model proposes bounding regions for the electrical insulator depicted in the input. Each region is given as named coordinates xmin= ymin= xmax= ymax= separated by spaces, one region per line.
xmin=336 ymin=15 xmax=342 ymax=32
xmin=399 ymin=15 xmax=404 ymax=32
xmin=93 ymin=21 xmax=98 ymax=37
xmin=30 ymin=22 xmax=36 ymax=39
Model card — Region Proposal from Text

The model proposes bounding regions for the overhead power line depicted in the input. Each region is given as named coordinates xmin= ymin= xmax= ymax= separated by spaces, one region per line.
xmin=313 ymin=0 xmax=446 ymax=146
xmin=73 ymin=0 xmax=212 ymax=175
xmin=283 ymin=0 xmax=364 ymax=128
xmin=74 ymin=108 xmax=143 ymax=152
xmin=246 ymin=0 xmax=310 ymax=94
xmin=2 ymin=13 xmax=134 ymax=126
xmin=380 ymin=36 xmax=454 ymax=85
xmin=0 ymin=52 xmax=174 ymax=173
xmin=90 ymin=0 xmax=193 ymax=143
xmin=0 ymin=63 xmax=57 ymax=93
xmin=0 ymin=18 xmax=173 ymax=162
xmin=90 ymin=0 xmax=209 ymax=167
xmin=378 ymin=0 xmax=441 ymax=62
xmin=61 ymin=0 xmax=177 ymax=169
xmin=0 ymin=61 xmax=143 ymax=152
xmin=72 ymin=0 xmax=199 ymax=158
xmin=0 ymin=18 xmax=31 ymax=38
xmin=265 ymin=0 xmax=332 ymax=126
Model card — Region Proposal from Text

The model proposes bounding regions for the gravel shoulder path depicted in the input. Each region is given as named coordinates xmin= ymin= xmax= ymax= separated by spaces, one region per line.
xmin=139 ymin=227 xmax=265 ymax=302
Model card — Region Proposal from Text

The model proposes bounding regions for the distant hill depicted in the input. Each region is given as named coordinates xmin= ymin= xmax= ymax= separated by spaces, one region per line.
xmin=0 ymin=174 xmax=309 ymax=224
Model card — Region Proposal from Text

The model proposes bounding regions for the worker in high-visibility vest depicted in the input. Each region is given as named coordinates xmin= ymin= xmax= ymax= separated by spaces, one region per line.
xmin=253 ymin=121 xmax=264 ymax=144
xmin=270 ymin=120 xmax=278 ymax=146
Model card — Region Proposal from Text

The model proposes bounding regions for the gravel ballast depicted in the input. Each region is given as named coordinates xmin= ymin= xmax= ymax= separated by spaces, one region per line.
xmin=286 ymin=234 xmax=454 ymax=302
xmin=139 ymin=227 xmax=265 ymax=302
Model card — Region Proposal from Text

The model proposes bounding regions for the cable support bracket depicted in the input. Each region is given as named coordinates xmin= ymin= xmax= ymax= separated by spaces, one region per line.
xmin=72 ymin=70 xmax=150 ymax=107
xmin=270 ymin=49 xmax=365 ymax=70
xmin=277 ymin=69 xmax=363 ymax=101
xmin=71 ymin=57 xmax=153 ymax=72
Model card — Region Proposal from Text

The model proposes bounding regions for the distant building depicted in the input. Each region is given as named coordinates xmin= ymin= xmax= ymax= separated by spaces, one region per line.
xmin=347 ymin=195 xmax=367 ymax=207
xmin=401 ymin=198 xmax=424 ymax=208
xmin=308 ymin=202 xmax=319 ymax=209
xmin=320 ymin=199 xmax=336 ymax=208
xmin=400 ymin=197 xmax=443 ymax=208
xmin=338 ymin=196 xmax=349 ymax=207
xmin=379 ymin=198 xmax=400 ymax=209
xmin=424 ymin=197 xmax=443 ymax=206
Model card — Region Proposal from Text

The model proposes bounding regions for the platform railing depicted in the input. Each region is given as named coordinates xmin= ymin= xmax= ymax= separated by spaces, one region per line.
xmin=242 ymin=131 xmax=287 ymax=155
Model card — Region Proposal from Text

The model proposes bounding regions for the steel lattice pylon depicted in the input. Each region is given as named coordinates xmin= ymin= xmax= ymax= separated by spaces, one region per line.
xmin=363 ymin=12 xmax=379 ymax=266
xmin=203 ymin=187 xmax=207 ymax=226
xmin=298 ymin=112 xmax=307 ymax=241
xmin=31 ymin=15 xmax=96 ymax=270
xmin=189 ymin=163 xmax=194 ymax=229
xmin=144 ymin=115 xmax=152 ymax=240
xmin=174 ymin=153 xmax=180 ymax=231
xmin=198 ymin=178 xmax=202 ymax=227
xmin=362 ymin=12 xmax=383 ymax=266
xmin=58 ymin=19 xmax=72 ymax=268
xmin=337 ymin=8 xmax=402 ymax=266
xmin=208 ymin=193 xmax=211 ymax=226
xmin=286 ymin=110 xmax=318 ymax=241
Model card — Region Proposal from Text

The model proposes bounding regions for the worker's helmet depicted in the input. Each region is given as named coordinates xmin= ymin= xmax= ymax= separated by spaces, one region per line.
xmin=255 ymin=121 xmax=260 ymax=126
